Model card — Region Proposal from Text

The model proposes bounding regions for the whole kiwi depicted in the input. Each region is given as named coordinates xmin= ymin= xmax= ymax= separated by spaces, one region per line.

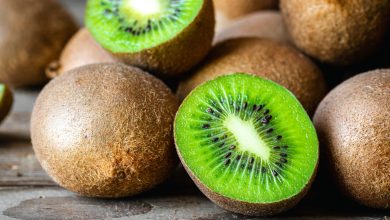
xmin=314 ymin=69 xmax=390 ymax=209
xmin=0 ymin=0 xmax=78 ymax=87
xmin=46 ymin=28 xmax=117 ymax=78
xmin=214 ymin=11 xmax=290 ymax=44
xmin=177 ymin=38 xmax=327 ymax=115
xmin=280 ymin=0 xmax=390 ymax=66
xmin=214 ymin=0 xmax=279 ymax=19
xmin=31 ymin=63 xmax=179 ymax=198
xmin=214 ymin=0 xmax=279 ymax=32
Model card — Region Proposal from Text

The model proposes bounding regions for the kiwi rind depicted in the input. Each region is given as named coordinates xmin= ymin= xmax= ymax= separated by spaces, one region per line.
xmin=0 ymin=85 xmax=13 ymax=123
xmin=46 ymin=28 xmax=117 ymax=78
xmin=31 ymin=63 xmax=179 ymax=198
xmin=314 ymin=69 xmax=390 ymax=209
xmin=177 ymin=38 xmax=327 ymax=115
xmin=185 ymin=165 xmax=316 ymax=216
xmin=87 ymin=0 xmax=215 ymax=78
xmin=214 ymin=0 xmax=279 ymax=19
xmin=214 ymin=11 xmax=290 ymax=44
xmin=175 ymin=73 xmax=319 ymax=216
xmin=280 ymin=0 xmax=390 ymax=66
xmin=0 ymin=0 xmax=78 ymax=87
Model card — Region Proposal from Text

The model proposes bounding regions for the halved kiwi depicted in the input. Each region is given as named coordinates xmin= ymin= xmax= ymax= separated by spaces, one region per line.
xmin=0 ymin=84 xmax=13 ymax=123
xmin=175 ymin=73 xmax=318 ymax=216
xmin=85 ymin=0 xmax=215 ymax=78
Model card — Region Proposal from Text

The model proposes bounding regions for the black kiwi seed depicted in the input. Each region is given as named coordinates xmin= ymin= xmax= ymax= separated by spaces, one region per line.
xmin=280 ymin=153 xmax=287 ymax=158
xmin=282 ymin=145 xmax=288 ymax=149
xmin=243 ymin=102 xmax=248 ymax=109
xmin=202 ymin=124 xmax=210 ymax=129
xmin=212 ymin=137 xmax=219 ymax=142
xmin=273 ymin=146 xmax=281 ymax=150
xmin=272 ymin=170 xmax=279 ymax=176
xmin=250 ymin=157 xmax=255 ymax=164
xmin=207 ymin=108 xmax=213 ymax=113
xmin=264 ymin=109 xmax=270 ymax=115
xmin=261 ymin=115 xmax=272 ymax=124
xmin=275 ymin=135 xmax=282 ymax=140
xmin=280 ymin=158 xmax=287 ymax=163
xmin=261 ymin=167 xmax=267 ymax=173
xmin=225 ymin=152 xmax=232 ymax=158
xmin=266 ymin=128 xmax=274 ymax=133
xmin=219 ymin=142 xmax=225 ymax=148
xmin=236 ymin=155 xmax=241 ymax=161
xmin=229 ymin=145 xmax=236 ymax=150
xmin=224 ymin=159 xmax=231 ymax=166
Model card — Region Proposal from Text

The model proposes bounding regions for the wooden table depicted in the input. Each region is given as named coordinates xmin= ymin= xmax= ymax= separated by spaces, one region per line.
xmin=0 ymin=1 xmax=389 ymax=219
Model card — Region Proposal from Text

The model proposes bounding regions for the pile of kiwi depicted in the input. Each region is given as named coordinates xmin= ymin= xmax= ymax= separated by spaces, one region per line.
xmin=5 ymin=0 xmax=386 ymax=217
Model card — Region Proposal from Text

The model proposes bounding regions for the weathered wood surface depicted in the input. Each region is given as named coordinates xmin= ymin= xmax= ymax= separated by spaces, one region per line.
xmin=0 ymin=1 xmax=389 ymax=219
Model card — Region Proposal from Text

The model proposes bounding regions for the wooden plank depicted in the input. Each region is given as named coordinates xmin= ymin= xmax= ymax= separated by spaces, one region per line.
xmin=0 ymin=184 xmax=388 ymax=220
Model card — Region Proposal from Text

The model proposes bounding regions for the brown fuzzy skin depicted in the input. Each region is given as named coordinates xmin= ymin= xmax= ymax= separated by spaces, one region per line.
xmin=46 ymin=28 xmax=116 ymax=78
xmin=0 ymin=85 xmax=13 ymax=123
xmin=31 ymin=63 xmax=179 ymax=198
xmin=280 ymin=0 xmax=390 ymax=66
xmin=313 ymin=69 xmax=390 ymax=209
xmin=114 ymin=0 xmax=215 ymax=78
xmin=214 ymin=11 xmax=290 ymax=44
xmin=176 ymin=138 xmax=318 ymax=216
xmin=177 ymin=38 xmax=327 ymax=116
xmin=214 ymin=0 xmax=279 ymax=19
xmin=0 ymin=0 xmax=78 ymax=87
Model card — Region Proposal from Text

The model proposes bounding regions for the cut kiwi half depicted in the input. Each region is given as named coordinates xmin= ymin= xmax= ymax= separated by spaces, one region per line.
xmin=174 ymin=73 xmax=318 ymax=216
xmin=85 ymin=0 xmax=215 ymax=77
xmin=0 ymin=84 xmax=13 ymax=124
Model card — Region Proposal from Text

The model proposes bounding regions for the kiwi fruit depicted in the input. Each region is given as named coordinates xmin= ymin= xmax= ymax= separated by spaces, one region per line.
xmin=0 ymin=84 xmax=13 ymax=123
xmin=280 ymin=0 xmax=390 ymax=66
xmin=314 ymin=69 xmax=390 ymax=209
xmin=214 ymin=0 xmax=278 ymax=19
xmin=214 ymin=11 xmax=290 ymax=44
xmin=31 ymin=63 xmax=179 ymax=197
xmin=175 ymin=73 xmax=319 ymax=216
xmin=214 ymin=0 xmax=279 ymax=32
xmin=85 ymin=0 xmax=215 ymax=78
xmin=177 ymin=38 xmax=327 ymax=115
xmin=0 ymin=0 xmax=78 ymax=87
xmin=46 ymin=28 xmax=117 ymax=78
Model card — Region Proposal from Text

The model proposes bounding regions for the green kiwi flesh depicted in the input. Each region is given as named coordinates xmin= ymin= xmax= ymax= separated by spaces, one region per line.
xmin=175 ymin=73 xmax=318 ymax=216
xmin=0 ymin=84 xmax=13 ymax=123
xmin=85 ymin=0 xmax=215 ymax=77
xmin=87 ymin=0 xmax=203 ymax=53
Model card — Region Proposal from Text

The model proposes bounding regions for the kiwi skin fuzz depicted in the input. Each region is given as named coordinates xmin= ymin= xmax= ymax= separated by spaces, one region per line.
xmin=214 ymin=11 xmax=290 ymax=45
xmin=177 ymin=38 xmax=327 ymax=116
xmin=0 ymin=0 xmax=78 ymax=87
xmin=31 ymin=63 xmax=179 ymax=198
xmin=112 ymin=0 xmax=215 ymax=78
xmin=280 ymin=0 xmax=390 ymax=66
xmin=0 ymin=85 xmax=13 ymax=124
xmin=214 ymin=0 xmax=279 ymax=19
xmin=46 ymin=28 xmax=117 ymax=78
xmin=313 ymin=69 xmax=390 ymax=209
